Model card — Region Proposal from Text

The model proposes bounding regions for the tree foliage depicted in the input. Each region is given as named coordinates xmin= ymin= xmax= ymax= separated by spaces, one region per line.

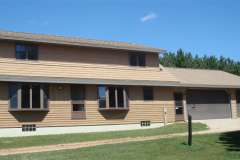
xmin=159 ymin=48 xmax=240 ymax=76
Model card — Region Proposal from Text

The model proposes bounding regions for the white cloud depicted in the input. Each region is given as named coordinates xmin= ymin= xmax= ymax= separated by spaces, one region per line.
xmin=41 ymin=21 xmax=50 ymax=26
xmin=28 ymin=20 xmax=35 ymax=23
xmin=141 ymin=12 xmax=157 ymax=22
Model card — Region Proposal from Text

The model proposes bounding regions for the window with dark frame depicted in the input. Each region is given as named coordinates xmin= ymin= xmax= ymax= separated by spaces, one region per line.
xmin=16 ymin=44 xmax=38 ymax=60
xmin=71 ymin=85 xmax=86 ymax=119
xmin=143 ymin=87 xmax=154 ymax=101
xmin=97 ymin=86 xmax=129 ymax=110
xmin=9 ymin=84 xmax=49 ymax=110
xmin=129 ymin=53 xmax=145 ymax=67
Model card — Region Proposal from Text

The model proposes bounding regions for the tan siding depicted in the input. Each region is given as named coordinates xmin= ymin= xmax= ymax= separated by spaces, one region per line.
xmin=49 ymin=84 xmax=70 ymax=105
xmin=228 ymin=88 xmax=237 ymax=119
xmin=86 ymin=84 xmax=97 ymax=105
xmin=0 ymin=82 xmax=8 ymax=105
xmin=0 ymin=42 xmax=179 ymax=82
xmin=0 ymin=84 xmax=177 ymax=128
xmin=0 ymin=41 xmax=15 ymax=59
xmin=146 ymin=54 xmax=159 ymax=68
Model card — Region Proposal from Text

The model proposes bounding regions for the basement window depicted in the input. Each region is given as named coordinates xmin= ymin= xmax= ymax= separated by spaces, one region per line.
xmin=22 ymin=125 xmax=36 ymax=132
xmin=141 ymin=121 xmax=150 ymax=127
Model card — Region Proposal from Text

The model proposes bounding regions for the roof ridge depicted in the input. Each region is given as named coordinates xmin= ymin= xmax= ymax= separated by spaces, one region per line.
xmin=0 ymin=30 xmax=156 ymax=49
xmin=165 ymin=67 xmax=224 ymax=72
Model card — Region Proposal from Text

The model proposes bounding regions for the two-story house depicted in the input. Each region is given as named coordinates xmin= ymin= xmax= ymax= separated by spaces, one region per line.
xmin=0 ymin=30 xmax=239 ymax=137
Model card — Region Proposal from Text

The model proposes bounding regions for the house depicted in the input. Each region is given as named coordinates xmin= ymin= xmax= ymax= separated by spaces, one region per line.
xmin=0 ymin=30 xmax=239 ymax=137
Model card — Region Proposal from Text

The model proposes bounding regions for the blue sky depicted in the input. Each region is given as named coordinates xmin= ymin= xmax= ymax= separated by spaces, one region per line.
xmin=0 ymin=0 xmax=240 ymax=61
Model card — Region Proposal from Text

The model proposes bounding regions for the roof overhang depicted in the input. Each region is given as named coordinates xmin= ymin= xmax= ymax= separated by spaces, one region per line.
xmin=0 ymin=36 xmax=166 ymax=54
xmin=1 ymin=75 xmax=240 ymax=88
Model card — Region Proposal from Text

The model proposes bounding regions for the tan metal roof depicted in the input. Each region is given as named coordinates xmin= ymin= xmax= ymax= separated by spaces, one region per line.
xmin=165 ymin=67 xmax=240 ymax=88
xmin=0 ymin=30 xmax=166 ymax=53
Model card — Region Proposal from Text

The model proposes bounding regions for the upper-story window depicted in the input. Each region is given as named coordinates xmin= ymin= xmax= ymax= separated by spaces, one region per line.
xmin=129 ymin=53 xmax=145 ymax=67
xmin=16 ymin=44 xmax=38 ymax=60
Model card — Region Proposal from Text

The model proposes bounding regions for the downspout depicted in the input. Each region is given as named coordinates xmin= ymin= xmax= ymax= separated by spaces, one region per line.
xmin=225 ymin=89 xmax=233 ymax=119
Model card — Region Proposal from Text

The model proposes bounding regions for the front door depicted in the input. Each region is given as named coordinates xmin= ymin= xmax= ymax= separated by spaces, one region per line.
xmin=174 ymin=93 xmax=184 ymax=121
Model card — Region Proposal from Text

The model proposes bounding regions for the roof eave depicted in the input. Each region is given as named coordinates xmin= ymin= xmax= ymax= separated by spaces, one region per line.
xmin=0 ymin=36 xmax=166 ymax=54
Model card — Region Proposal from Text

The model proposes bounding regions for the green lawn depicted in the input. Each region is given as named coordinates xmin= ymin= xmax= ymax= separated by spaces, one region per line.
xmin=0 ymin=122 xmax=207 ymax=149
xmin=1 ymin=130 xmax=240 ymax=160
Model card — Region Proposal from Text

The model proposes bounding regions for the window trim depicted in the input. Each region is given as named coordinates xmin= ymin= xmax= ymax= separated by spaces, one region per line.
xmin=143 ymin=86 xmax=154 ymax=101
xmin=129 ymin=52 xmax=146 ymax=67
xmin=8 ymin=83 xmax=49 ymax=111
xmin=97 ymin=86 xmax=129 ymax=110
xmin=15 ymin=43 xmax=39 ymax=61
xmin=70 ymin=85 xmax=86 ymax=119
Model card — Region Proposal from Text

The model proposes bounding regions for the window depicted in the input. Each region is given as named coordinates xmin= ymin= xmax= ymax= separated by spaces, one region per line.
xmin=16 ymin=44 xmax=38 ymax=60
xmin=141 ymin=121 xmax=150 ymax=127
xmin=129 ymin=53 xmax=145 ymax=67
xmin=71 ymin=85 xmax=86 ymax=119
xmin=143 ymin=87 xmax=154 ymax=101
xmin=9 ymin=84 xmax=49 ymax=110
xmin=22 ymin=125 xmax=36 ymax=132
xmin=97 ymin=86 xmax=129 ymax=110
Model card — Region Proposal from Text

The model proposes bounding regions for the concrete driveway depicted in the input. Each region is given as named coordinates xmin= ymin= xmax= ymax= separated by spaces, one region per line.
xmin=193 ymin=118 xmax=240 ymax=132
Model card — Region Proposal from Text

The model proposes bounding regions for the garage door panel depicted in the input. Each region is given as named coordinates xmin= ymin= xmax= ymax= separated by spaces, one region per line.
xmin=188 ymin=104 xmax=230 ymax=120
xmin=186 ymin=89 xmax=230 ymax=120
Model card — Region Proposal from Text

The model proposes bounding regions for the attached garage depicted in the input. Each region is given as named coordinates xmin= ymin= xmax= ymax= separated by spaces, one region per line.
xmin=186 ymin=89 xmax=231 ymax=120
xmin=236 ymin=90 xmax=240 ymax=118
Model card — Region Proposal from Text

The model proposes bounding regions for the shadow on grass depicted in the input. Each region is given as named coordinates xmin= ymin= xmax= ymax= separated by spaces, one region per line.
xmin=218 ymin=130 xmax=240 ymax=151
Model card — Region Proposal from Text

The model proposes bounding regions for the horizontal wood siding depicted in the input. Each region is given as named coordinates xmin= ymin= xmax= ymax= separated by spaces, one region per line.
xmin=0 ymin=41 xmax=179 ymax=82
xmin=228 ymin=88 xmax=237 ymax=119
xmin=0 ymin=83 xmax=176 ymax=128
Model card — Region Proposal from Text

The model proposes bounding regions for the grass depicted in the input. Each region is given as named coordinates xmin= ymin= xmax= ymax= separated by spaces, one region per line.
xmin=1 ymin=130 xmax=240 ymax=160
xmin=0 ymin=122 xmax=207 ymax=149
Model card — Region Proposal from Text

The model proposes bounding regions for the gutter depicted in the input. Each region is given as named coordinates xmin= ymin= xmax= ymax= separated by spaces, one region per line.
xmin=0 ymin=36 xmax=166 ymax=54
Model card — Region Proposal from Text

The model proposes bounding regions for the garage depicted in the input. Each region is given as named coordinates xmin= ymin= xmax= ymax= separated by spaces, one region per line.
xmin=186 ymin=89 xmax=231 ymax=120
xmin=236 ymin=90 xmax=240 ymax=118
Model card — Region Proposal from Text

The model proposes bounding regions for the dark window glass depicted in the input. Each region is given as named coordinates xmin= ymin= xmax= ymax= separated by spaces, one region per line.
xmin=21 ymin=85 xmax=30 ymax=108
xmin=10 ymin=84 xmax=18 ymax=108
xmin=176 ymin=107 xmax=183 ymax=115
xmin=143 ymin=87 xmax=153 ymax=101
xmin=16 ymin=45 xmax=26 ymax=59
xmin=43 ymin=85 xmax=49 ymax=109
xmin=71 ymin=85 xmax=85 ymax=103
xmin=32 ymin=85 xmax=40 ymax=108
xmin=109 ymin=87 xmax=116 ymax=107
xmin=98 ymin=87 xmax=106 ymax=108
xmin=129 ymin=53 xmax=137 ymax=66
xmin=138 ymin=54 xmax=145 ymax=67
xmin=125 ymin=87 xmax=129 ymax=108
xmin=174 ymin=93 xmax=183 ymax=101
xmin=73 ymin=104 xmax=84 ymax=111
xmin=117 ymin=87 xmax=124 ymax=107
xmin=28 ymin=46 xmax=38 ymax=60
